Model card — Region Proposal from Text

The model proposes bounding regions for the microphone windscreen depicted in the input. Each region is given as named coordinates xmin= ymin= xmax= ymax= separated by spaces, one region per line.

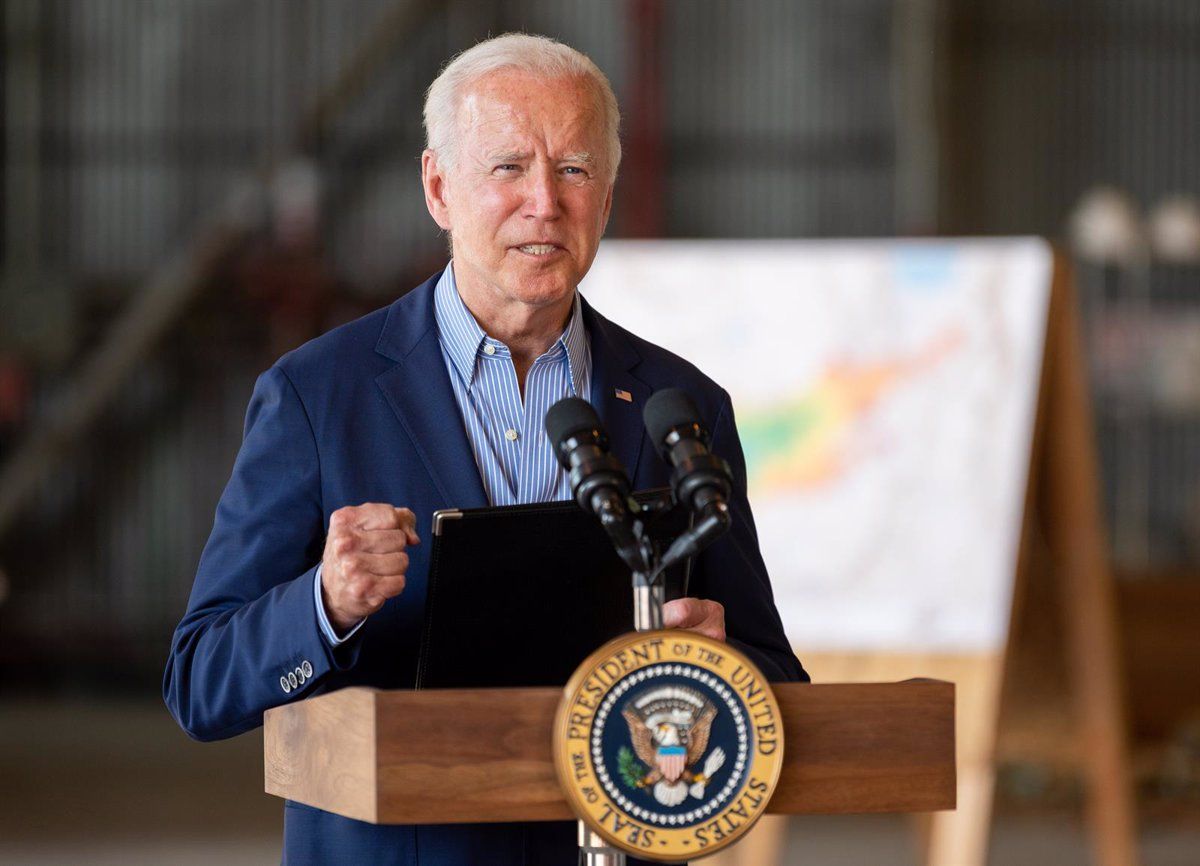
xmin=544 ymin=397 xmax=602 ymax=447
xmin=643 ymin=388 xmax=702 ymax=448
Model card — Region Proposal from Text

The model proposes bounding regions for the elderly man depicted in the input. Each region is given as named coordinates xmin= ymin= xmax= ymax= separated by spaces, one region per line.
xmin=165 ymin=33 xmax=805 ymax=866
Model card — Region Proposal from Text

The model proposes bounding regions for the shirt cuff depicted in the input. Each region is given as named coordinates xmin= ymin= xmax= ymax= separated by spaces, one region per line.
xmin=313 ymin=563 xmax=365 ymax=646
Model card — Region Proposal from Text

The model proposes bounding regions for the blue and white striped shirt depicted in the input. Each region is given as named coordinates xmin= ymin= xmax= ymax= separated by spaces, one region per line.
xmin=433 ymin=263 xmax=591 ymax=506
xmin=315 ymin=263 xmax=592 ymax=643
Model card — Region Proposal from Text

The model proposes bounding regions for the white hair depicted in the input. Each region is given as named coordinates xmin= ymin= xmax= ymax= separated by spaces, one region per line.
xmin=423 ymin=33 xmax=621 ymax=180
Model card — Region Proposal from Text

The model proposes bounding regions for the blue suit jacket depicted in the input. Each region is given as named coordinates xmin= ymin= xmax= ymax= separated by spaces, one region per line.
xmin=164 ymin=271 xmax=807 ymax=865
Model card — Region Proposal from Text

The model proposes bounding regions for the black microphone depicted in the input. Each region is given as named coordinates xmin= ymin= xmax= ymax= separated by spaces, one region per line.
xmin=643 ymin=388 xmax=733 ymax=519
xmin=544 ymin=397 xmax=646 ymax=573
xmin=643 ymin=388 xmax=734 ymax=572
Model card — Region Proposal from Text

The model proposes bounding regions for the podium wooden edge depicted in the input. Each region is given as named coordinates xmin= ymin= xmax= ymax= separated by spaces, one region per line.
xmin=264 ymin=683 xmax=379 ymax=822
xmin=264 ymin=679 xmax=955 ymax=826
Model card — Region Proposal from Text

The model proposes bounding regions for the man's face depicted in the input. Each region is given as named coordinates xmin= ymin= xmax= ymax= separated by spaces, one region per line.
xmin=422 ymin=70 xmax=615 ymax=314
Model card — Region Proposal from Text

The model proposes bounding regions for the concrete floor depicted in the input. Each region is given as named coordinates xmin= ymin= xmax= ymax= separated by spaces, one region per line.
xmin=1 ymin=698 xmax=1196 ymax=865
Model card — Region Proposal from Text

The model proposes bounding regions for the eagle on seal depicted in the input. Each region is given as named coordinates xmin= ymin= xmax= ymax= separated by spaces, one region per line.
xmin=622 ymin=700 xmax=726 ymax=807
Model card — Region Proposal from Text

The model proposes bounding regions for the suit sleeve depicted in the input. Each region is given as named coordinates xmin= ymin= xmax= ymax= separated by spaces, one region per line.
xmin=690 ymin=390 xmax=809 ymax=683
xmin=163 ymin=365 xmax=363 ymax=741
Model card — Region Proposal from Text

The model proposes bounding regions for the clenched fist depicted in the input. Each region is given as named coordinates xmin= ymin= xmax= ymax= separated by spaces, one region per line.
xmin=321 ymin=503 xmax=420 ymax=634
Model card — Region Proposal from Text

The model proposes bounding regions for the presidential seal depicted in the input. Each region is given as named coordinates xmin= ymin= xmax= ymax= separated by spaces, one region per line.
xmin=554 ymin=631 xmax=784 ymax=862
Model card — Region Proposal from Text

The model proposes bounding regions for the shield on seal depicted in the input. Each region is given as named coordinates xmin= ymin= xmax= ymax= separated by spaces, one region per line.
xmin=656 ymin=744 xmax=687 ymax=782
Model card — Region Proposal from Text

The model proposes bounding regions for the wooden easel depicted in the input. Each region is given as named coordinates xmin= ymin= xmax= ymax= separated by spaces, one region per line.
xmin=711 ymin=254 xmax=1140 ymax=866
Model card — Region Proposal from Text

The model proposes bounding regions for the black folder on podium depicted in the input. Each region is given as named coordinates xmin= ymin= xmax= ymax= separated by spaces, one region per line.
xmin=416 ymin=488 xmax=689 ymax=690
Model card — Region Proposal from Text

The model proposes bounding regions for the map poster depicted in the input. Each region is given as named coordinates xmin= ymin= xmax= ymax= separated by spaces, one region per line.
xmin=581 ymin=239 xmax=1052 ymax=653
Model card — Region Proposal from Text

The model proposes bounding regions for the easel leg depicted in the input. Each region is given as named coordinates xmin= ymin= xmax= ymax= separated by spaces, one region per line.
xmin=1066 ymin=616 xmax=1140 ymax=866
xmin=1043 ymin=261 xmax=1141 ymax=866
xmin=705 ymin=814 xmax=788 ymax=866
xmin=798 ymin=652 xmax=1001 ymax=866
xmin=924 ymin=654 xmax=1002 ymax=866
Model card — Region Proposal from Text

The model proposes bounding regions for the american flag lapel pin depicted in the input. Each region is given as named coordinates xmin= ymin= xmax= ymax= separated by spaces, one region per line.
xmin=614 ymin=388 xmax=633 ymax=403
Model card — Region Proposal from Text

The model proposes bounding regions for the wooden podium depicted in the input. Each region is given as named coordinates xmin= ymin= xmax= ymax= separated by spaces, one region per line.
xmin=263 ymin=679 xmax=954 ymax=848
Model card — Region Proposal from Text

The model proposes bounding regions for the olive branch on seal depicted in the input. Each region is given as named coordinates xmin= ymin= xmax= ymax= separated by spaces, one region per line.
xmin=617 ymin=746 xmax=647 ymax=789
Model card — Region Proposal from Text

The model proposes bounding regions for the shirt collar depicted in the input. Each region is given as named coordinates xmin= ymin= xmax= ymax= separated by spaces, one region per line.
xmin=434 ymin=262 xmax=590 ymax=398
xmin=560 ymin=292 xmax=590 ymax=400
xmin=433 ymin=264 xmax=487 ymax=388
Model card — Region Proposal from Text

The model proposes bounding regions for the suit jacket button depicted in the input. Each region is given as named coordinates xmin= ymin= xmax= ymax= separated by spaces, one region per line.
xmin=301 ymin=660 xmax=313 ymax=678
xmin=294 ymin=666 xmax=306 ymax=684
xmin=287 ymin=672 xmax=299 ymax=689
xmin=280 ymin=676 xmax=292 ymax=694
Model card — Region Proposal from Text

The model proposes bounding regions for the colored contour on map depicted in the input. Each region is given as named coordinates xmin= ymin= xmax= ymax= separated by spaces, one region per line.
xmin=739 ymin=329 xmax=965 ymax=493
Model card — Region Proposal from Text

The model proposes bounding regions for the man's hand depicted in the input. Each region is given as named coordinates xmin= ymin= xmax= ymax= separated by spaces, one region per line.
xmin=321 ymin=504 xmax=420 ymax=634
xmin=663 ymin=598 xmax=725 ymax=642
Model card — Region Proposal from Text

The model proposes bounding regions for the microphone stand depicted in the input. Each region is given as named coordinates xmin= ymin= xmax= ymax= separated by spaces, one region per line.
xmin=580 ymin=526 xmax=661 ymax=866
xmin=632 ymin=568 xmax=665 ymax=632
xmin=578 ymin=822 xmax=626 ymax=866
xmin=579 ymin=822 xmax=627 ymax=866
xmin=578 ymin=502 xmax=724 ymax=865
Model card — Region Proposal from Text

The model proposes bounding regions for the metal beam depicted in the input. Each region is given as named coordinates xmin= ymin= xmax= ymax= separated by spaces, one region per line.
xmin=0 ymin=0 xmax=441 ymax=540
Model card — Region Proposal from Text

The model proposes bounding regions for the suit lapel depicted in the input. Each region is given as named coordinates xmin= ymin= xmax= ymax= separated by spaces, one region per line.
xmin=374 ymin=278 xmax=651 ymax=506
xmin=584 ymin=299 xmax=651 ymax=484
xmin=375 ymin=274 xmax=489 ymax=510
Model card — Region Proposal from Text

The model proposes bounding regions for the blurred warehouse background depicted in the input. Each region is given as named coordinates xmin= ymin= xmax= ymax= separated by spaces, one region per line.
xmin=1 ymin=0 xmax=1199 ymax=863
